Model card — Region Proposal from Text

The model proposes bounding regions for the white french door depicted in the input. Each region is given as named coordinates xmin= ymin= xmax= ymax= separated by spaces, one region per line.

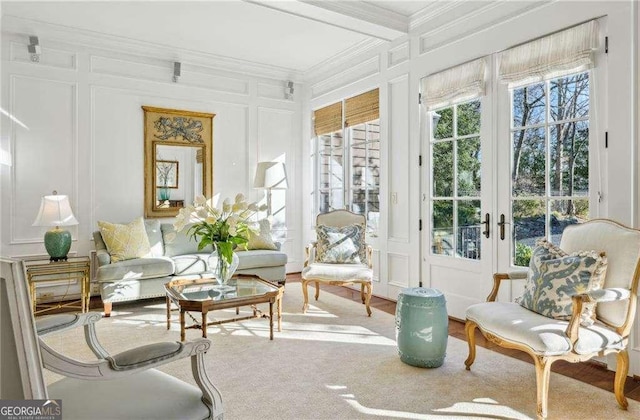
xmin=422 ymin=96 xmax=495 ymax=320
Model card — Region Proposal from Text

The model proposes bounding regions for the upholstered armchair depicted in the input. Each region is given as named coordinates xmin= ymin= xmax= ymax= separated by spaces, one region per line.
xmin=302 ymin=210 xmax=373 ymax=316
xmin=464 ymin=219 xmax=640 ymax=419
xmin=1 ymin=258 xmax=223 ymax=420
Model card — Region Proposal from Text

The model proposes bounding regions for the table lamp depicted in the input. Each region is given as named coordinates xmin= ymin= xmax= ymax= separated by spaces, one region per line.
xmin=253 ymin=161 xmax=288 ymax=216
xmin=32 ymin=191 xmax=79 ymax=261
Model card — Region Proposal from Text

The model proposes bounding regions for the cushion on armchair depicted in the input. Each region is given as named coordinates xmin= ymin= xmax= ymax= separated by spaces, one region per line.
xmin=516 ymin=240 xmax=607 ymax=325
xmin=316 ymin=223 xmax=366 ymax=264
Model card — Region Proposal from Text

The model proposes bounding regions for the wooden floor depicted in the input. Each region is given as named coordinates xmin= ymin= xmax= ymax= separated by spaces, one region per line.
xmin=289 ymin=273 xmax=640 ymax=403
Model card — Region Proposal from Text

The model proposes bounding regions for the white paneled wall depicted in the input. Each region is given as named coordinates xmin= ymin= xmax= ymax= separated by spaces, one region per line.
xmin=0 ymin=29 xmax=303 ymax=302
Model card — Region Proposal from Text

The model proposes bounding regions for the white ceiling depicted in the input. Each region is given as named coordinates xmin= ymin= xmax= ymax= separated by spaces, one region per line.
xmin=1 ymin=0 xmax=436 ymax=74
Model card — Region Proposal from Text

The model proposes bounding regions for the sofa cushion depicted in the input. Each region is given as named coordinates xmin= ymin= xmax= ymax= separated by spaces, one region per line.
xmin=247 ymin=219 xmax=278 ymax=250
xmin=98 ymin=218 xmax=152 ymax=263
xmin=96 ymin=257 xmax=174 ymax=282
xmin=145 ymin=219 xmax=164 ymax=257
xmin=171 ymin=254 xmax=210 ymax=276
xmin=161 ymin=223 xmax=213 ymax=257
xmin=236 ymin=250 xmax=287 ymax=270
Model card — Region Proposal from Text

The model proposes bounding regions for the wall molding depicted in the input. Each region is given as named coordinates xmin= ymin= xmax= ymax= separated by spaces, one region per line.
xmin=10 ymin=40 xmax=77 ymax=71
xmin=387 ymin=41 xmax=410 ymax=69
xmin=2 ymin=14 xmax=304 ymax=83
xmin=9 ymin=75 xmax=78 ymax=245
xmin=387 ymin=252 xmax=409 ymax=288
xmin=409 ymin=0 xmax=467 ymax=32
xmin=304 ymin=38 xmax=385 ymax=83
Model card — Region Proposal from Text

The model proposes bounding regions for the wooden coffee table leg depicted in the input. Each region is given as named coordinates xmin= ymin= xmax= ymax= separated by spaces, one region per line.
xmin=202 ymin=310 xmax=208 ymax=338
xmin=180 ymin=308 xmax=186 ymax=342
xmin=277 ymin=295 xmax=282 ymax=332
xmin=269 ymin=301 xmax=274 ymax=340
xmin=166 ymin=296 xmax=171 ymax=330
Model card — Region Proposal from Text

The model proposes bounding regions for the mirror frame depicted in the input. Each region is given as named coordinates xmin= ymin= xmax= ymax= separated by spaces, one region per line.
xmin=142 ymin=106 xmax=215 ymax=218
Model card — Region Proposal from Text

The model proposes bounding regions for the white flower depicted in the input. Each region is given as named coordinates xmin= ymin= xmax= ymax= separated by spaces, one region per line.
xmin=227 ymin=215 xmax=239 ymax=227
xmin=197 ymin=208 xmax=208 ymax=219
xmin=259 ymin=204 xmax=268 ymax=211
xmin=235 ymin=193 xmax=245 ymax=203
xmin=195 ymin=195 xmax=207 ymax=205
xmin=232 ymin=203 xmax=241 ymax=213
xmin=205 ymin=215 xmax=218 ymax=224
xmin=228 ymin=226 xmax=237 ymax=236
xmin=223 ymin=198 xmax=232 ymax=213
xmin=248 ymin=203 xmax=258 ymax=212
xmin=211 ymin=207 xmax=222 ymax=218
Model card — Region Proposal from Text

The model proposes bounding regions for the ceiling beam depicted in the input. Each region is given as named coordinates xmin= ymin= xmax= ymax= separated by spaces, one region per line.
xmin=244 ymin=0 xmax=408 ymax=41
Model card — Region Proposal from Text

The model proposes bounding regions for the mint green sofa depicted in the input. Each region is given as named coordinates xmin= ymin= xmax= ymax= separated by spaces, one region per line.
xmin=93 ymin=220 xmax=287 ymax=316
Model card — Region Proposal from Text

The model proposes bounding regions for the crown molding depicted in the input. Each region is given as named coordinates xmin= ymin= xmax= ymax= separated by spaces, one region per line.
xmin=409 ymin=0 xmax=468 ymax=32
xmin=1 ymin=14 xmax=305 ymax=83
xmin=302 ymin=0 xmax=408 ymax=33
xmin=303 ymin=37 xmax=385 ymax=83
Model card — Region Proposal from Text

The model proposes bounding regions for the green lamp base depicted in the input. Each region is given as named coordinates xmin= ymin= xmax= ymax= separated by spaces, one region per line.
xmin=44 ymin=227 xmax=72 ymax=262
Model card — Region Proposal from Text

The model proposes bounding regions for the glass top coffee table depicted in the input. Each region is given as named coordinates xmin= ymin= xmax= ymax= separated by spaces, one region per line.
xmin=165 ymin=274 xmax=284 ymax=341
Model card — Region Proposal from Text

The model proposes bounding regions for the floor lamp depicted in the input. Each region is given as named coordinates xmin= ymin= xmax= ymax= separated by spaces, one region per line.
xmin=253 ymin=162 xmax=288 ymax=216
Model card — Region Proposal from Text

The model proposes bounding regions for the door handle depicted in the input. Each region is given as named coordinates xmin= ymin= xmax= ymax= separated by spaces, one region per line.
xmin=497 ymin=214 xmax=506 ymax=240
xmin=482 ymin=213 xmax=490 ymax=238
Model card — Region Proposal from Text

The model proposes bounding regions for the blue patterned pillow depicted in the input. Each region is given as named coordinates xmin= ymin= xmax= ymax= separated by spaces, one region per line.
xmin=316 ymin=223 xmax=366 ymax=264
xmin=516 ymin=240 xmax=607 ymax=325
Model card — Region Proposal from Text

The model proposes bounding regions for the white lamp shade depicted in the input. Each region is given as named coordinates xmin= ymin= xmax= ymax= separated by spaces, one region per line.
xmin=32 ymin=194 xmax=79 ymax=227
xmin=253 ymin=162 xmax=288 ymax=189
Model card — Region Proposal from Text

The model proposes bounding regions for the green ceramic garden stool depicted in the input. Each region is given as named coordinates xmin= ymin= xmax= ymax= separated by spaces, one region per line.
xmin=395 ymin=287 xmax=448 ymax=368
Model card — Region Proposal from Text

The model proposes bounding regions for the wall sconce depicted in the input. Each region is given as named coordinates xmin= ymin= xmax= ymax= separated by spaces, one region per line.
xmin=285 ymin=81 xmax=294 ymax=100
xmin=173 ymin=61 xmax=181 ymax=83
xmin=28 ymin=36 xmax=41 ymax=63
xmin=253 ymin=162 xmax=288 ymax=216
xmin=32 ymin=191 xmax=79 ymax=261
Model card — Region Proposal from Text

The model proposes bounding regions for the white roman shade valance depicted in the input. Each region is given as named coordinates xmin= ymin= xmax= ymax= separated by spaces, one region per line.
xmin=499 ymin=20 xmax=599 ymax=87
xmin=421 ymin=58 xmax=487 ymax=110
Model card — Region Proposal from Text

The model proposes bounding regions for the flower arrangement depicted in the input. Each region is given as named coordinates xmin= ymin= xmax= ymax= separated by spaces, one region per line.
xmin=174 ymin=194 xmax=266 ymax=280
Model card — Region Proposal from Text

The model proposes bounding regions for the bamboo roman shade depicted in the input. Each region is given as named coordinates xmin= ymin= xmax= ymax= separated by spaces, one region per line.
xmin=313 ymin=102 xmax=343 ymax=136
xmin=421 ymin=58 xmax=487 ymax=110
xmin=344 ymin=88 xmax=379 ymax=127
xmin=499 ymin=20 xmax=599 ymax=87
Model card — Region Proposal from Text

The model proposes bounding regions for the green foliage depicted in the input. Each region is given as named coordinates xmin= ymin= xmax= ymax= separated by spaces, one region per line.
xmin=515 ymin=242 xmax=532 ymax=267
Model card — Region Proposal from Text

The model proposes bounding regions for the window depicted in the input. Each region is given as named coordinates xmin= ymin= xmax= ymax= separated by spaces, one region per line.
xmin=431 ymin=99 xmax=482 ymax=259
xmin=511 ymin=72 xmax=590 ymax=266
xmin=312 ymin=89 xmax=380 ymax=234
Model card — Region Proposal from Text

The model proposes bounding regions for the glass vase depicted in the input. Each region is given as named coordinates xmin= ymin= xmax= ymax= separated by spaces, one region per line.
xmin=208 ymin=246 xmax=239 ymax=287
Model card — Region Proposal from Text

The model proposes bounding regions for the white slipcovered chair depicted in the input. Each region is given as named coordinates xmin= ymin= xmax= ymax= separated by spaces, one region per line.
xmin=464 ymin=219 xmax=640 ymax=419
xmin=302 ymin=210 xmax=373 ymax=316
xmin=0 ymin=258 xmax=223 ymax=420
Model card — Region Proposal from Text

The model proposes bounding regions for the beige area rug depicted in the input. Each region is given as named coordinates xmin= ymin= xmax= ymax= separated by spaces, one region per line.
xmin=43 ymin=285 xmax=639 ymax=420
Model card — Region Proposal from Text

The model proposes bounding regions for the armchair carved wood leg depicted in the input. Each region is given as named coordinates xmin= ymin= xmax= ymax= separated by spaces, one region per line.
xmin=360 ymin=283 xmax=365 ymax=304
xmin=191 ymin=346 xmax=224 ymax=420
xmin=314 ymin=281 xmax=320 ymax=301
xmin=301 ymin=280 xmax=310 ymax=313
xmin=103 ymin=302 xmax=112 ymax=317
xmin=534 ymin=356 xmax=552 ymax=420
xmin=363 ymin=283 xmax=372 ymax=316
xmin=614 ymin=350 xmax=630 ymax=410
xmin=464 ymin=321 xmax=477 ymax=370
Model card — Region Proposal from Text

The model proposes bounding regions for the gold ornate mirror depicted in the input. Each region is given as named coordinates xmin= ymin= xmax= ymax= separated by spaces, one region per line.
xmin=143 ymin=106 xmax=214 ymax=218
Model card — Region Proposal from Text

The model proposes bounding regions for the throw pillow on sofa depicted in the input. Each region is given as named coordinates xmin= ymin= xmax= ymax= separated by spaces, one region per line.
xmin=98 ymin=217 xmax=151 ymax=263
xmin=516 ymin=239 xmax=607 ymax=326
xmin=247 ymin=219 xmax=278 ymax=251
xmin=316 ymin=223 xmax=366 ymax=264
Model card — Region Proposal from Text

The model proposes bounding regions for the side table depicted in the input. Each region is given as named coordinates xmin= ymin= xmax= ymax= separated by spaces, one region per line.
xmin=23 ymin=256 xmax=91 ymax=316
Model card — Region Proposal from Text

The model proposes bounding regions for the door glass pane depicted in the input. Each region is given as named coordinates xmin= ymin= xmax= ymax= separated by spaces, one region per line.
xmin=433 ymin=107 xmax=453 ymax=140
xmin=433 ymin=141 xmax=453 ymax=197
xmin=550 ymin=74 xmax=589 ymax=121
xmin=512 ymin=127 xmax=545 ymax=196
xmin=457 ymin=200 xmax=481 ymax=260
xmin=319 ymin=192 xmax=330 ymax=213
xmin=512 ymin=83 xmax=545 ymax=127
xmin=550 ymin=121 xmax=589 ymax=196
xmin=513 ymin=199 xmax=545 ymax=267
xmin=432 ymin=200 xmax=453 ymax=255
xmin=457 ymin=100 xmax=481 ymax=136
xmin=458 ymin=136 xmax=481 ymax=197
xmin=549 ymin=199 xmax=589 ymax=246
